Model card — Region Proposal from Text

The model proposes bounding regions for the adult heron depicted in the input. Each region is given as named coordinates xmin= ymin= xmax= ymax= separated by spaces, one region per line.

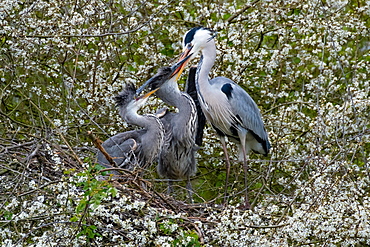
xmin=136 ymin=60 xmax=204 ymax=202
xmin=176 ymin=26 xmax=271 ymax=209
xmin=97 ymin=84 xmax=163 ymax=173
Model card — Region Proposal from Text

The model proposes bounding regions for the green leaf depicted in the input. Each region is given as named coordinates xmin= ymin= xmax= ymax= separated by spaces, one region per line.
xmin=293 ymin=57 xmax=301 ymax=64
xmin=70 ymin=216 xmax=79 ymax=222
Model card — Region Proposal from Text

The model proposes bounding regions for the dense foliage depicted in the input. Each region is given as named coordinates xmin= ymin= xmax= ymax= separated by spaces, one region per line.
xmin=1 ymin=0 xmax=369 ymax=246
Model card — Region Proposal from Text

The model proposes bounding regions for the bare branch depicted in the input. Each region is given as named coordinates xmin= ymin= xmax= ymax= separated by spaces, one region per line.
xmin=226 ymin=0 xmax=261 ymax=24
xmin=87 ymin=131 xmax=117 ymax=167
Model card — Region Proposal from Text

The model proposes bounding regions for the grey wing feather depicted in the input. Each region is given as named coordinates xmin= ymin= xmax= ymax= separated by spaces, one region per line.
xmin=97 ymin=131 xmax=142 ymax=170
xmin=212 ymin=77 xmax=269 ymax=142
xmin=158 ymin=111 xmax=176 ymax=145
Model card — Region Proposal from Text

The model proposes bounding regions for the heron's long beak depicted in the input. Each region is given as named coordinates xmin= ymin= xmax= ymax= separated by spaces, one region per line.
xmin=135 ymin=53 xmax=192 ymax=96
xmin=136 ymin=75 xmax=157 ymax=96
xmin=135 ymin=88 xmax=159 ymax=101
xmin=172 ymin=46 xmax=193 ymax=81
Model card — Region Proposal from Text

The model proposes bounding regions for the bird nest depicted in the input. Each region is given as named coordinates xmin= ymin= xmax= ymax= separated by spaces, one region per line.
xmin=0 ymin=135 xmax=226 ymax=245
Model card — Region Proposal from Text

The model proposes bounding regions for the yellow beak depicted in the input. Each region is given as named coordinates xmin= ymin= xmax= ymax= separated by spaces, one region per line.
xmin=172 ymin=47 xmax=192 ymax=81
xmin=136 ymin=87 xmax=159 ymax=100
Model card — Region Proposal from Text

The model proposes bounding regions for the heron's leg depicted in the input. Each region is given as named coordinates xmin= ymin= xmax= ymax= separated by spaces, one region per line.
xmin=186 ymin=177 xmax=194 ymax=203
xmin=167 ymin=180 xmax=174 ymax=195
xmin=242 ymin=151 xmax=251 ymax=210
xmin=239 ymin=135 xmax=251 ymax=210
xmin=220 ymin=136 xmax=231 ymax=206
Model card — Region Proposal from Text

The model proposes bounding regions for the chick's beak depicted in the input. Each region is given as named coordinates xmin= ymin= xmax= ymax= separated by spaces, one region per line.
xmin=135 ymin=88 xmax=159 ymax=101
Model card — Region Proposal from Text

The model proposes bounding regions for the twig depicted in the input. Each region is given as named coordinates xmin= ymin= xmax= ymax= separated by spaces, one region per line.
xmin=100 ymin=167 xmax=154 ymax=194
xmin=71 ymin=196 xmax=91 ymax=241
xmin=191 ymin=221 xmax=204 ymax=244
xmin=98 ymin=167 xmax=144 ymax=180
xmin=152 ymin=190 xmax=178 ymax=213
xmin=237 ymin=223 xmax=288 ymax=229
xmin=26 ymin=144 xmax=41 ymax=163
xmin=18 ymin=180 xmax=62 ymax=197
xmin=255 ymin=31 xmax=266 ymax=51
xmin=0 ymin=110 xmax=36 ymax=129
xmin=226 ymin=0 xmax=261 ymax=24
xmin=0 ymin=141 xmax=37 ymax=153
xmin=87 ymin=131 xmax=117 ymax=167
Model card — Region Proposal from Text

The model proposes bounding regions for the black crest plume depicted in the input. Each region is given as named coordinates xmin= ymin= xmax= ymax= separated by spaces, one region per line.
xmin=115 ymin=83 xmax=136 ymax=107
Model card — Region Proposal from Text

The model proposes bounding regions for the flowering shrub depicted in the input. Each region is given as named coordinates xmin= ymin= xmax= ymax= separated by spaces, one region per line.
xmin=0 ymin=0 xmax=369 ymax=245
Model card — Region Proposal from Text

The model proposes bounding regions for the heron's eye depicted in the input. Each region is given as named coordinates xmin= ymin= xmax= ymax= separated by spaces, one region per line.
xmin=207 ymin=32 xmax=217 ymax=42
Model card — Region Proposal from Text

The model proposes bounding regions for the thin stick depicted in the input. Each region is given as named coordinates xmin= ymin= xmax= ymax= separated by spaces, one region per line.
xmin=226 ymin=0 xmax=261 ymax=24
xmin=87 ymin=131 xmax=117 ymax=167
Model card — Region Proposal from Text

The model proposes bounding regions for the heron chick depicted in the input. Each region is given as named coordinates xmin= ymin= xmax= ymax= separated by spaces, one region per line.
xmin=97 ymin=84 xmax=163 ymax=173
xmin=136 ymin=56 xmax=202 ymax=202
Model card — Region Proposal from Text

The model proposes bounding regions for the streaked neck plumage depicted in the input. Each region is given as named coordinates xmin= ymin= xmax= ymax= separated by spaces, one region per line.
xmin=155 ymin=75 xmax=197 ymax=142
xmin=155 ymin=77 xmax=196 ymax=120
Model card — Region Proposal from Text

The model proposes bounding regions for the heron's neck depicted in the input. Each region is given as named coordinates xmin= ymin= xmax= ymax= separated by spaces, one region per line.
xmin=121 ymin=109 xmax=151 ymax=129
xmin=156 ymin=78 xmax=183 ymax=108
xmin=197 ymin=44 xmax=216 ymax=86
xmin=195 ymin=42 xmax=216 ymax=103
xmin=156 ymin=79 xmax=197 ymax=140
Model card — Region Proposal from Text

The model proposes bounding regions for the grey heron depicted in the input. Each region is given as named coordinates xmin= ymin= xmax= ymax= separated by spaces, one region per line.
xmin=136 ymin=60 xmax=203 ymax=202
xmin=97 ymin=84 xmax=163 ymax=173
xmin=176 ymin=27 xmax=271 ymax=209
xmin=97 ymin=56 xmax=191 ymax=174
